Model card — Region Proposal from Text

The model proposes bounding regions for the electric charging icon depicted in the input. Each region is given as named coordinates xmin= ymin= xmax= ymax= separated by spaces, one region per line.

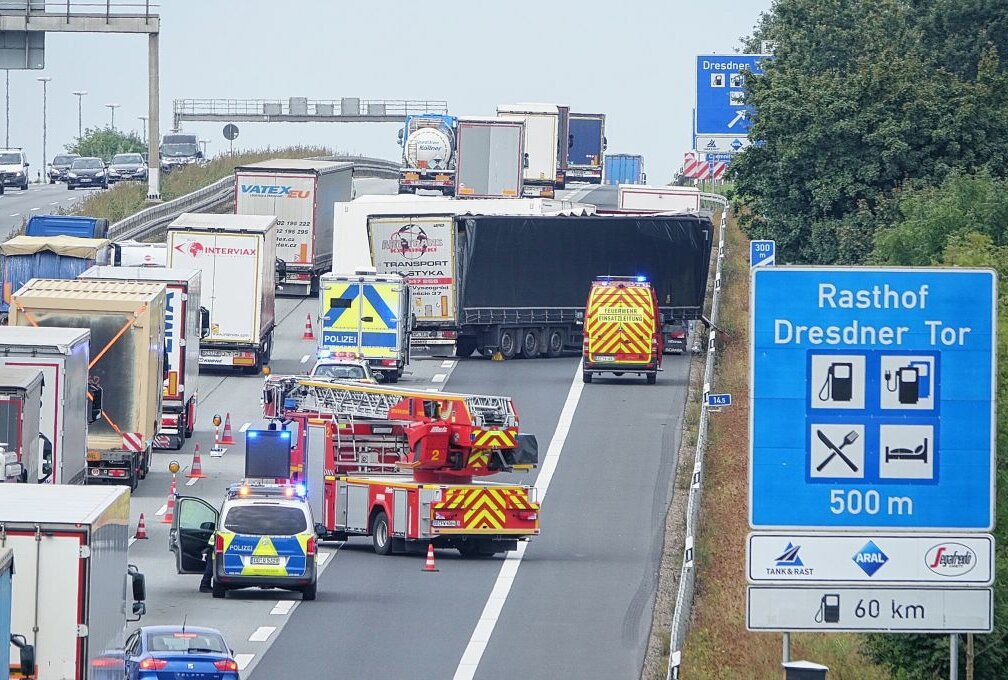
xmin=811 ymin=355 xmax=865 ymax=409
xmin=880 ymin=356 xmax=935 ymax=410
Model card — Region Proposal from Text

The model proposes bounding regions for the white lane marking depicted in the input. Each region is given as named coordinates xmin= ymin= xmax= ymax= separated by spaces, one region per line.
xmin=300 ymin=354 xmax=310 ymax=364
xmin=270 ymin=600 xmax=297 ymax=616
xmin=185 ymin=477 xmax=199 ymax=486
xmin=240 ymin=421 xmax=251 ymax=432
xmin=29 ymin=207 xmax=39 ymax=211
xmin=441 ymin=360 xmax=455 ymax=368
xmin=49 ymin=202 xmax=59 ymax=206
xmin=155 ymin=504 xmax=168 ymax=516
xmin=432 ymin=373 xmax=446 ymax=383
xmin=425 ymin=388 xmax=439 ymax=392
xmin=317 ymin=551 xmax=330 ymax=565
xmin=128 ymin=537 xmax=137 ymax=547
xmin=7 ymin=213 xmax=17 ymax=217
xmin=453 ymin=361 xmax=584 ymax=680
xmin=248 ymin=626 xmax=276 ymax=643
xmin=234 ymin=653 xmax=255 ymax=670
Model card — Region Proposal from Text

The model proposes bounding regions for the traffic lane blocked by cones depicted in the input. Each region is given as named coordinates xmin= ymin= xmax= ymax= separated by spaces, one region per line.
xmin=134 ymin=513 xmax=148 ymax=539
xmin=187 ymin=444 xmax=206 ymax=479
xmin=303 ymin=314 xmax=315 ymax=341
xmin=221 ymin=413 xmax=235 ymax=445
xmin=422 ymin=543 xmax=439 ymax=572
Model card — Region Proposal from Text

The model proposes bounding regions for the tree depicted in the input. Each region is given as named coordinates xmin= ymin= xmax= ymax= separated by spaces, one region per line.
xmin=66 ymin=127 xmax=145 ymax=162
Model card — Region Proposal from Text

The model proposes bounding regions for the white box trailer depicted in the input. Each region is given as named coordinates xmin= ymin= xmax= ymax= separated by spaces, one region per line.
xmin=0 ymin=327 xmax=90 ymax=485
xmin=167 ymin=213 xmax=277 ymax=373
xmin=1 ymin=485 xmax=146 ymax=680
xmin=0 ymin=366 xmax=43 ymax=483
xmin=235 ymin=159 xmax=353 ymax=296
xmin=497 ymin=103 xmax=563 ymax=197
xmin=80 ymin=266 xmax=204 ymax=450
xmin=110 ymin=240 xmax=166 ymax=267
xmin=455 ymin=117 xmax=525 ymax=199
xmin=617 ymin=185 xmax=701 ymax=212
xmin=332 ymin=194 xmax=596 ymax=277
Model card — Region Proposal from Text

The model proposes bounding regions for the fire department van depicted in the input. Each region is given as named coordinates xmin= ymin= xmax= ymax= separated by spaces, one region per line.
xmin=581 ymin=276 xmax=663 ymax=384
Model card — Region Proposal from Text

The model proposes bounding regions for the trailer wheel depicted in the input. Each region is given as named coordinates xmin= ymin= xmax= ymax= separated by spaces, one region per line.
xmin=301 ymin=581 xmax=317 ymax=601
xmin=371 ymin=510 xmax=392 ymax=556
xmin=128 ymin=468 xmax=138 ymax=492
xmin=498 ymin=329 xmax=518 ymax=360
xmin=582 ymin=371 xmax=592 ymax=384
xmin=546 ymin=329 xmax=564 ymax=358
xmin=519 ymin=329 xmax=540 ymax=359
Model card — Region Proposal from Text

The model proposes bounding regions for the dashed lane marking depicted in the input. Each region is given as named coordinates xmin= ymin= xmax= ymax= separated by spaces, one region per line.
xmin=270 ymin=600 xmax=297 ymax=616
xmin=128 ymin=537 xmax=137 ymax=547
xmin=29 ymin=207 xmax=39 ymax=211
xmin=248 ymin=626 xmax=276 ymax=643
xmin=234 ymin=654 xmax=255 ymax=671
xmin=185 ymin=477 xmax=199 ymax=486
xmin=300 ymin=354 xmax=310 ymax=364
xmin=240 ymin=421 xmax=251 ymax=432
xmin=155 ymin=504 xmax=168 ymax=516
xmin=441 ymin=360 xmax=455 ymax=368
xmin=432 ymin=373 xmax=446 ymax=383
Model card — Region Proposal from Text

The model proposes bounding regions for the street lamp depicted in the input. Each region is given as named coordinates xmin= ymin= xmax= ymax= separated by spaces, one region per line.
xmin=72 ymin=90 xmax=87 ymax=139
xmin=138 ymin=115 xmax=148 ymax=140
xmin=106 ymin=103 xmax=120 ymax=130
xmin=37 ymin=77 xmax=52 ymax=176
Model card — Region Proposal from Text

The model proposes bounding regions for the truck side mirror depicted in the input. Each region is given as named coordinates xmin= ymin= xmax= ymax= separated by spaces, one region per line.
xmin=199 ymin=306 xmax=210 ymax=339
xmin=523 ymin=153 xmax=529 ymax=169
xmin=275 ymin=258 xmax=287 ymax=282
xmin=10 ymin=635 xmax=34 ymax=677
xmin=163 ymin=346 xmax=170 ymax=380
xmin=603 ymin=136 xmax=608 ymax=150
xmin=568 ymin=134 xmax=573 ymax=150
xmin=642 ymin=172 xmax=647 ymax=184
xmin=128 ymin=564 xmax=146 ymax=621
xmin=87 ymin=384 xmax=103 ymax=424
xmin=397 ymin=128 xmax=404 ymax=145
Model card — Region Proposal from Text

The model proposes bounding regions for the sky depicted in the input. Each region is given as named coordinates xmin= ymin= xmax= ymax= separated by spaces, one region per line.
xmin=3 ymin=0 xmax=771 ymax=184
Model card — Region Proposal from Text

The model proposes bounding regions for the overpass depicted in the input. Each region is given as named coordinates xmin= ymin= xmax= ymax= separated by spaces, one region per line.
xmin=173 ymin=98 xmax=449 ymax=130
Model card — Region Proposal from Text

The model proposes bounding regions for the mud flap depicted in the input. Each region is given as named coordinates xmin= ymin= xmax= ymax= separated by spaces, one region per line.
xmin=506 ymin=433 xmax=538 ymax=467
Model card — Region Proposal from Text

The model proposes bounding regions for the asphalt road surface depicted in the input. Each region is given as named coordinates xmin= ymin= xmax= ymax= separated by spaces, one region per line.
xmin=0 ymin=181 xmax=101 ymax=238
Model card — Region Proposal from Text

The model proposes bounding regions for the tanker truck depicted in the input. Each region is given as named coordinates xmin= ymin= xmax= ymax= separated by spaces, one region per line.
xmin=397 ymin=114 xmax=457 ymax=195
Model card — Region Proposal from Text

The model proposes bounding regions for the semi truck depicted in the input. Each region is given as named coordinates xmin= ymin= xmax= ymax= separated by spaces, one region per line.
xmin=0 ymin=327 xmax=92 ymax=485
xmin=369 ymin=214 xmax=713 ymax=357
xmin=605 ymin=154 xmax=646 ymax=185
xmin=0 ymin=367 xmax=43 ymax=483
xmin=617 ymin=185 xmax=701 ymax=212
xmin=0 ymin=485 xmax=147 ymax=680
xmin=567 ymin=113 xmax=606 ymax=184
xmin=24 ymin=214 xmax=109 ymax=238
xmin=9 ymin=279 xmax=165 ymax=490
xmin=398 ymin=114 xmax=458 ymax=195
xmin=80 ymin=266 xmax=205 ymax=450
xmin=0 ymin=235 xmax=110 ymax=319
xmin=454 ymin=117 xmax=525 ymax=199
xmin=318 ymin=272 xmax=410 ymax=383
xmin=234 ymin=159 xmax=353 ymax=296
xmin=497 ymin=103 xmax=569 ymax=197
xmin=167 ymin=213 xmax=277 ymax=373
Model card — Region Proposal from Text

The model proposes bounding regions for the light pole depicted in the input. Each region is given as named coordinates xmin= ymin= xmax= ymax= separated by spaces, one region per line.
xmin=138 ymin=116 xmax=147 ymax=140
xmin=106 ymin=103 xmax=120 ymax=130
xmin=72 ymin=90 xmax=87 ymax=139
xmin=4 ymin=70 xmax=9 ymax=147
xmin=37 ymin=77 xmax=52 ymax=177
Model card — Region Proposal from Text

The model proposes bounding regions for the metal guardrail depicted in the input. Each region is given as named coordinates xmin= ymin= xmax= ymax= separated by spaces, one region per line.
xmin=666 ymin=192 xmax=729 ymax=680
xmin=108 ymin=155 xmax=400 ymax=242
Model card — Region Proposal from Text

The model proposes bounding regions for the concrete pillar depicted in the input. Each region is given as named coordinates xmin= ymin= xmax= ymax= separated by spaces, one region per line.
xmin=146 ymin=31 xmax=160 ymax=201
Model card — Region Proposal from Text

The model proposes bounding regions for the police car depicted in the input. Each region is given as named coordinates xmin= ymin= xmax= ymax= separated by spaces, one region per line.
xmin=169 ymin=482 xmax=320 ymax=600
xmin=310 ymin=351 xmax=377 ymax=383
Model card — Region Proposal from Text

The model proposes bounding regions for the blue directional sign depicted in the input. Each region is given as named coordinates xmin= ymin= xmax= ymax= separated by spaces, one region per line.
xmin=750 ymin=240 xmax=776 ymax=268
xmin=695 ymin=54 xmax=766 ymax=136
xmin=707 ymin=393 xmax=732 ymax=408
xmin=750 ymin=268 xmax=996 ymax=530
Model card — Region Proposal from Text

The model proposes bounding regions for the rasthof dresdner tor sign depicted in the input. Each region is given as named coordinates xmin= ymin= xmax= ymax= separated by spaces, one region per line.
xmin=750 ymin=268 xmax=996 ymax=530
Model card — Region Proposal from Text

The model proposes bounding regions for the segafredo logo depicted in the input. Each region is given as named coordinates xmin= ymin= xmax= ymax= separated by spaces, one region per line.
xmin=925 ymin=543 xmax=977 ymax=577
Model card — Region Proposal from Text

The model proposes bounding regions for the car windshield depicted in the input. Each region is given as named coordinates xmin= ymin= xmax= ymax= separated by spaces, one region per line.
xmin=161 ymin=143 xmax=198 ymax=157
xmin=223 ymin=505 xmax=307 ymax=535
xmin=313 ymin=364 xmax=367 ymax=379
xmin=71 ymin=159 xmax=102 ymax=169
xmin=52 ymin=155 xmax=76 ymax=165
xmin=112 ymin=154 xmax=143 ymax=165
xmin=0 ymin=153 xmax=21 ymax=164
xmin=146 ymin=631 xmax=227 ymax=654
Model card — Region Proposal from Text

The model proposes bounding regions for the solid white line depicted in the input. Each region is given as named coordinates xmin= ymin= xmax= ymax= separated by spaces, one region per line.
xmin=185 ymin=477 xmax=199 ymax=486
xmin=234 ymin=653 xmax=255 ymax=670
xmin=29 ymin=207 xmax=39 ymax=211
xmin=248 ymin=626 xmax=276 ymax=642
xmin=240 ymin=421 xmax=251 ymax=432
xmin=128 ymin=537 xmax=137 ymax=547
xmin=441 ymin=360 xmax=455 ymax=368
xmin=155 ymin=504 xmax=168 ymax=516
xmin=432 ymin=373 xmax=446 ymax=383
xmin=7 ymin=213 xmax=17 ymax=217
xmin=300 ymin=354 xmax=310 ymax=364
xmin=317 ymin=551 xmax=330 ymax=565
xmin=270 ymin=600 xmax=297 ymax=616
xmin=452 ymin=361 xmax=584 ymax=680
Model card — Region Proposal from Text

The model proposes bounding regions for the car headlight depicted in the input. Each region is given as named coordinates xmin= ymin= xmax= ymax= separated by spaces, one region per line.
xmin=67 ymin=172 xmax=77 ymax=178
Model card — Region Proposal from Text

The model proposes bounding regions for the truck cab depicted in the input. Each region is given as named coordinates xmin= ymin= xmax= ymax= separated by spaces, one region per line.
xmin=582 ymin=276 xmax=663 ymax=384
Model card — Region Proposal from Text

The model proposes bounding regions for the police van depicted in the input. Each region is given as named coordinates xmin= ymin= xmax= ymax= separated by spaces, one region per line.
xmin=169 ymin=482 xmax=321 ymax=600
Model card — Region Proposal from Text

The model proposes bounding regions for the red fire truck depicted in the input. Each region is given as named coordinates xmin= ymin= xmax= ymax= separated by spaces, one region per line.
xmin=262 ymin=376 xmax=540 ymax=557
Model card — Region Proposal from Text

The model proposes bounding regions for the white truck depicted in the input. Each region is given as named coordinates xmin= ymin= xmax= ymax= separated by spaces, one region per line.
xmin=0 ymin=327 xmax=92 ymax=485
xmin=497 ymin=103 xmax=569 ymax=197
xmin=1 ymin=485 xmax=147 ymax=680
xmin=455 ymin=117 xmax=525 ymax=199
xmin=0 ymin=366 xmax=43 ymax=483
xmin=167 ymin=213 xmax=277 ymax=373
xmin=234 ymin=159 xmax=353 ymax=296
xmin=80 ymin=266 xmax=206 ymax=450
xmin=617 ymin=185 xmax=701 ymax=212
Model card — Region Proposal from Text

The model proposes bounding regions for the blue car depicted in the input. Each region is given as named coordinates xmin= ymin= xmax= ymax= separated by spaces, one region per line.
xmin=123 ymin=625 xmax=240 ymax=679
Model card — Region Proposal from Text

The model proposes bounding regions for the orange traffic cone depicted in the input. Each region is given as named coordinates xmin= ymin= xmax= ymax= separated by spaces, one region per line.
xmin=134 ymin=513 xmax=148 ymax=540
xmin=302 ymin=314 xmax=315 ymax=341
xmin=187 ymin=444 xmax=206 ymax=479
xmin=422 ymin=543 xmax=439 ymax=572
xmin=161 ymin=474 xmax=177 ymax=524
xmin=221 ymin=413 xmax=235 ymax=445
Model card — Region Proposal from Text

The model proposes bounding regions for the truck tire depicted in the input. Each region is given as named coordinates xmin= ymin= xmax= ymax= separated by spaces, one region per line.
xmin=301 ymin=581 xmax=317 ymax=601
xmin=646 ymin=372 xmax=657 ymax=385
xmin=455 ymin=337 xmax=477 ymax=358
xmin=546 ymin=329 xmax=564 ymax=358
xmin=498 ymin=329 xmax=518 ymax=360
xmin=263 ymin=332 xmax=274 ymax=363
xmin=386 ymin=371 xmax=399 ymax=384
xmin=212 ymin=582 xmax=227 ymax=599
xmin=582 ymin=371 xmax=592 ymax=384
xmin=519 ymin=329 xmax=540 ymax=359
xmin=128 ymin=468 xmax=138 ymax=492
xmin=371 ymin=510 xmax=392 ymax=556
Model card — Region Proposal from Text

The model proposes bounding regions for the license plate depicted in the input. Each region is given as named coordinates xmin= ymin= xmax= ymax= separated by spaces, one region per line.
xmin=80 ymin=178 xmax=91 ymax=183
xmin=250 ymin=556 xmax=280 ymax=565
xmin=593 ymin=355 xmax=615 ymax=362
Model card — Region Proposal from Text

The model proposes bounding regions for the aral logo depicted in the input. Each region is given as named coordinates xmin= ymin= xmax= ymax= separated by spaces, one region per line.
xmin=925 ymin=543 xmax=976 ymax=577
xmin=852 ymin=540 xmax=888 ymax=576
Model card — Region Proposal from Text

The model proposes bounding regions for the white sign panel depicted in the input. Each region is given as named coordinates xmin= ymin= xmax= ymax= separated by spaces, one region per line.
xmin=747 ymin=533 xmax=993 ymax=585
xmin=747 ymin=586 xmax=992 ymax=632
xmin=695 ymin=135 xmax=751 ymax=154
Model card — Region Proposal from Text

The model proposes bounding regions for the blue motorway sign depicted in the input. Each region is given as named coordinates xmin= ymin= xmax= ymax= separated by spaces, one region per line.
xmin=750 ymin=240 xmax=776 ymax=268
xmin=707 ymin=393 xmax=732 ymax=408
xmin=750 ymin=268 xmax=996 ymax=530
xmin=695 ymin=54 xmax=766 ymax=136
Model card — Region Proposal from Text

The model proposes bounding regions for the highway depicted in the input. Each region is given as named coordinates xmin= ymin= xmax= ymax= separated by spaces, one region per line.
xmin=0 ymin=182 xmax=101 ymax=238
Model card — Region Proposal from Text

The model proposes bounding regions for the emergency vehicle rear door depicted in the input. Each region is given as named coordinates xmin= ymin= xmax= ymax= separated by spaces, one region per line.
xmin=170 ymin=495 xmax=219 ymax=574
